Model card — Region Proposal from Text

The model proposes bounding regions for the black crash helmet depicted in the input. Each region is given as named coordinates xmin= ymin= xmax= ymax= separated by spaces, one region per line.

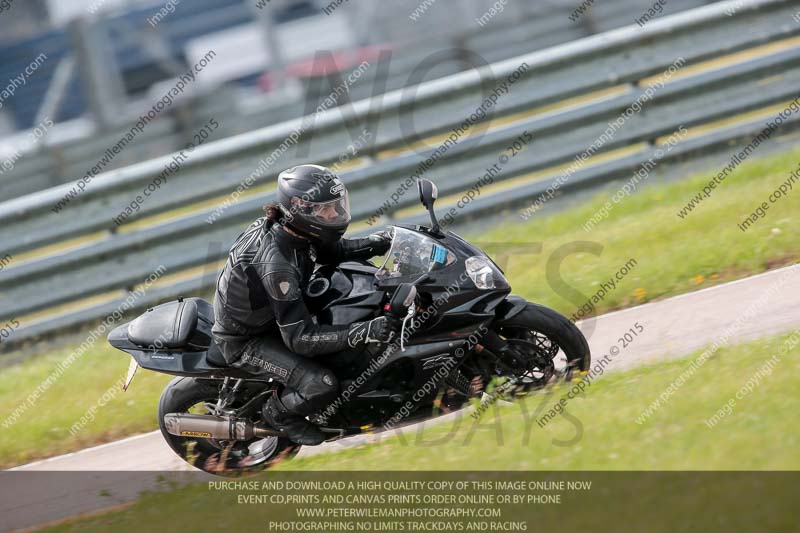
xmin=276 ymin=164 xmax=351 ymax=242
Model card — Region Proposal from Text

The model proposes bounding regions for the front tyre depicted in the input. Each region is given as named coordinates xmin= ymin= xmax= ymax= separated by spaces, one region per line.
xmin=494 ymin=302 xmax=591 ymax=392
xmin=158 ymin=377 xmax=299 ymax=476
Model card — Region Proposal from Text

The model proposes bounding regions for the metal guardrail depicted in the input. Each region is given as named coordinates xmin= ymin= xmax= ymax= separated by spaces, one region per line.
xmin=1 ymin=0 xmax=799 ymax=354
xmin=0 ymin=0 xmax=713 ymax=202
xmin=0 ymin=117 xmax=182 ymax=199
xmin=1 ymin=0 xmax=793 ymax=256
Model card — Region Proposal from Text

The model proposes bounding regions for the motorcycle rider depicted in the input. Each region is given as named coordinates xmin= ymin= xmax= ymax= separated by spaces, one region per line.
xmin=212 ymin=164 xmax=399 ymax=445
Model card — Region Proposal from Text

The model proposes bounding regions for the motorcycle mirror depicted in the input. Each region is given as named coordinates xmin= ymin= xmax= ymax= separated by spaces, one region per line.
xmin=417 ymin=179 xmax=441 ymax=234
xmin=388 ymin=283 xmax=417 ymax=318
xmin=418 ymin=179 xmax=438 ymax=207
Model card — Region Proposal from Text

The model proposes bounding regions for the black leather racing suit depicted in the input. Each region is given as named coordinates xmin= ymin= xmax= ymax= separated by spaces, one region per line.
xmin=212 ymin=216 xmax=390 ymax=417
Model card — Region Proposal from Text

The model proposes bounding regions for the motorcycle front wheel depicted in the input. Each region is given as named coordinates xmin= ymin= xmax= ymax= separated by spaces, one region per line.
xmin=492 ymin=302 xmax=591 ymax=393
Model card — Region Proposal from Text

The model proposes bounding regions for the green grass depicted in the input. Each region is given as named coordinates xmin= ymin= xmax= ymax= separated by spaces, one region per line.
xmin=2 ymin=147 xmax=799 ymax=469
xmin=0 ymin=344 xmax=171 ymax=467
xmin=477 ymin=147 xmax=800 ymax=317
xmin=43 ymin=331 xmax=800 ymax=532
xmin=271 ymin=330 xmax=800 ymax=471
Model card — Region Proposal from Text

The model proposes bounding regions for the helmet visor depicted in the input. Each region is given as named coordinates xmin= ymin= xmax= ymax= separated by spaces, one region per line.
xmin=291 ymin=194 xmax=351 ymax=227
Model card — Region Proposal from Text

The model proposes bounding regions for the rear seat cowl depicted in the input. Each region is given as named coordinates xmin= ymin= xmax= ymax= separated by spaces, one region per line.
xmin=128 ymin=299 xmax=199 ymax=349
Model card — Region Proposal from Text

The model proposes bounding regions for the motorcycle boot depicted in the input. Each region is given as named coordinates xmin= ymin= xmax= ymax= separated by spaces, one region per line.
xmin=263 ymin=394 xmax=327 ymax=446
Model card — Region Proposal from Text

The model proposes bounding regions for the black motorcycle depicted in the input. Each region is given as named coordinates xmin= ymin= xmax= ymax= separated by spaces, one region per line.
xmin=108 ymin=179 xmax=590 ymax=475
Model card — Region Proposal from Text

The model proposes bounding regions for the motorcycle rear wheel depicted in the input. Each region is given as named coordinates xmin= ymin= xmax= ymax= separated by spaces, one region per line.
xmin=158 ymin=376 xmax=299 ymax=476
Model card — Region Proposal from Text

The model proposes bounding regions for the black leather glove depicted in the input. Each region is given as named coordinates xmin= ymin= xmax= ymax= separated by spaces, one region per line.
xmin=347 ymin=316 xmax=401 ymax=350
xmin=370 ymin=231 xmax=393 ymax=255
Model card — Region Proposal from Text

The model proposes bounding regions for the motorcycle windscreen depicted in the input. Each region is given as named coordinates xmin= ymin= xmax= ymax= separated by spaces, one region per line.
xmin=375 ymin=227 xmax=456 ymax=280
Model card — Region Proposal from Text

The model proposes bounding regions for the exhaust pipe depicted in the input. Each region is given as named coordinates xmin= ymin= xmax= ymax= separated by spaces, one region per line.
xmin=163 ymin=413 xmax=284 ymax=440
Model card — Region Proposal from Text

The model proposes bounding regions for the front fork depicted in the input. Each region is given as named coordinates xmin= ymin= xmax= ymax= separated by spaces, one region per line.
xmin=476 ymin=319 xmax=566 ymax=391
xmin=480 ymin=328 xmax=531 ymax=370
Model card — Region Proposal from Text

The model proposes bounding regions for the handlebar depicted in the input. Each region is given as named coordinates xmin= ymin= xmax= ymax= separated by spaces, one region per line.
xmin=385 ymin=283 xmax=417 ymax=320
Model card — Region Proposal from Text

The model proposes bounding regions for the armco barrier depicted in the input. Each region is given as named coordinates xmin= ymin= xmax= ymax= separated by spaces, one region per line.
xmin=1 ymin=0 xmax=799 ymax=354
xmin=0 ymin=0 xmax=711 ymax=202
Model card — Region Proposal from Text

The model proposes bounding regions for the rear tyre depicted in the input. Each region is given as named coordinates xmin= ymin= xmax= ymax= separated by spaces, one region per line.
xmin=158 ymin=377 xmax=299 ymax=476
